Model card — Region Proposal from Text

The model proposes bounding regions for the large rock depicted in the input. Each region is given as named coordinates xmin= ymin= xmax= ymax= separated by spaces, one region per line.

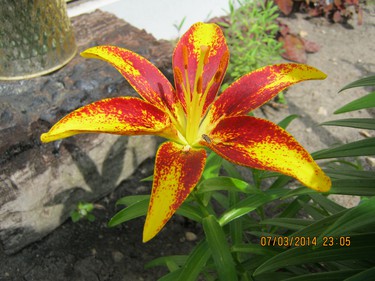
xmin=0 ymin=10 xmax=173 ymax=254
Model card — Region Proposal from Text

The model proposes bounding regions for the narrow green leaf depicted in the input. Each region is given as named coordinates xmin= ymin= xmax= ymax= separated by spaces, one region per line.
xmin=321 ymin=118 xmax=375 ymax=130
xmin=176 ymin=240 xmax=211 ymax=281
xmin=326 ymin=169 xmax=375 ymax=180
xmin=339 ymin=75 xmax=375 ymax=92
xmin=291 ymin=210 xmax=347 ymax=238
xmin=345 ymin=267 xmax=375 ymax=281
xmin=219 ymin=193 xmax=279 ymax=226
xmin=196 ymin=176 xmax=258 ymax=194
xmin=175 ymin=203 xmax=203 ymax=223
xmin=309 ymin=193 xmax=346 ymax=214
xmin=203 ymin=215 xmax=238 ymax=281
xmin=334 ymin=92 xmax=375 ymax=114
xmin=140 ymin=174 xmax=153 ymax=182
xmin=318 ymin=197 xmax=375 ymax=239
xmin=260 ymin=218 xmax=314 ymax=231
xmin=108 ymin=198 xmax=149 ymax=227
xmin=254 ymin=233 xmax=375 ymax=276
xmin=232 ymin=243 xmax=281 ymax=256
xmin=329 ymin=179 xmax=375 ymax=196
xmin=283 ymin=269 xmax=362 ymax=281
xmin=202 ymin=152 xmax=223 ymax=179
xmin=145 ymin=255 xmax=187 ymax=269
xmin=277 ymin=114 xmax=299 ymax=129
xmin=312 ymin=138 xmax=375 ymax=159
xmin=116 ymin=195 xmax=150 ymax=206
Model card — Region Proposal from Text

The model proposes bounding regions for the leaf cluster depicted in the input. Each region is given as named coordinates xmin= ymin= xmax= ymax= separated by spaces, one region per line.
xmin=109 ymin=75 xmax=375 ymax=280
xmin=221 ymin=0 xmax=283 ymax=85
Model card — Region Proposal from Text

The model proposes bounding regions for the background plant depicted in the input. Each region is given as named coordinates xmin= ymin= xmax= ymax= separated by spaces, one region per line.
xmin=109 ymin=75 xmax=375 ymax=280
xmin=219 ymin=0 xmax=283 ymax=87
xmin=275 ymin=0 xmax=363 ymax=25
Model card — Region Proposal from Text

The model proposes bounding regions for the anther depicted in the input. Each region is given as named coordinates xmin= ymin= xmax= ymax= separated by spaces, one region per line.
xmin=197 ymin=76 xmax=203 ymax=94
xmin=182 ymin=45 xmax=189 ymax=69
xmin=201 ymin=45 xmax=210 ymax=65
xmin=174 ymin=67 xmax=183 ymax=85
xmin=214 ymin=51 xmax=229 ymax=83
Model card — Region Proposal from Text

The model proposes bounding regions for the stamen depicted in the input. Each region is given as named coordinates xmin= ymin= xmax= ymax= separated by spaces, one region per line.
xmin=182 ymin=45 xmax=189 ymax=69
xmin=214 ymin=51 xmax=229 ymax=83
xmin=197 ymin=77 xmax=203 ymax=94
xmin=174 ymin=67 xmax=183 ymax=85
xmin=214 ymin=71 xmax=222 ymax=83
xmin=202 ymin=46 xmax=211 ymax=65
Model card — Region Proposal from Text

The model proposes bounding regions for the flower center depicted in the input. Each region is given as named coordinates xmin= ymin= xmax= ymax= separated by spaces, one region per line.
xmin=174 ymin=45 xmax=227 ymax=146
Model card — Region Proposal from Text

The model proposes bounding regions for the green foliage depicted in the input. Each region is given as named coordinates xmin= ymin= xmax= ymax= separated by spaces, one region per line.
xmin=110 ymin=76 xmax=375 ymax=279
xmin=70 ymin=202 xmax=95 ymax=223
xmin=222 ymin=0 xmax=283 ymax=84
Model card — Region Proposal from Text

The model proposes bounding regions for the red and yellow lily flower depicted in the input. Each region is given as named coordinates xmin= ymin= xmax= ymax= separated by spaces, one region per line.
xmin=41 ymin=22 xmax=331 ymax=242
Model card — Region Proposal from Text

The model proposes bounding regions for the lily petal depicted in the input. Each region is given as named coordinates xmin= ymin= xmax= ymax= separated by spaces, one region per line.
xmin=173 ymin=22 xmax=229 ymax=115
xmin=208 ymin=64 xmax=327 ymax=125
xmin=41 ymin=97 xmax=173 ymax=143
xmin=201 ymin=116 xmax=331 ymax=192
xmin=81 ymin=46 xmax=183 ymax=123
xmin=143 ymin=141 xmax=206 ymax=242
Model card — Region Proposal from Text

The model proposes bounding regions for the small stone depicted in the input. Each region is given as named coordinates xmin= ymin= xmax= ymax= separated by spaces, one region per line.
xmin=306 ymin=127 xmax=312 ymax=133
xmin=317 ymin=106 xmax=328 ymax=116
xmin=185 ymin=231 xmax=198 ymax=241
xmin=112 ymin=250 xmax=124 ymax=262
xmin=365 ymin=157 xmax=375 ymax=168
xmin=359 ymin=130 xmax=371 ymax=138
xmin=299 ymin=30 xmax=308 ymax=37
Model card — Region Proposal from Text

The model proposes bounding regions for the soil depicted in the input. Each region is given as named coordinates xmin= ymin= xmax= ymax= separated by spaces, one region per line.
xmin=1 ymin=6 xmax=374 ymax=281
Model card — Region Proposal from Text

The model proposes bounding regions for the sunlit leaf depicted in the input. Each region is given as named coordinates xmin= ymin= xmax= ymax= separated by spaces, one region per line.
xmin=334 ymin=92 xmax=375 ymax=114
xmin=339 ymin=75 xmax=375 ymax=92
xmin=176 ymin=240 xmax=211 ymax=281
xmin=318 ymin=197 xmax=375 ymax=239
xmin=254 ymin=233 xmax=375 ymax=276
xmin=203 ymin=215 xmax=238 ymax=281
xmin=321 ymin=118 xmax=375 ymax=130
xmin=312 ymin=138 xmax=375 ymax=159
xmin=108 ymin=198 xmax=149 ymax=227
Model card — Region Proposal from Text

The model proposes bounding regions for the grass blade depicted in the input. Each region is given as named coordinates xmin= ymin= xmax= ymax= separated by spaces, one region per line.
xmin=203 ymin=215 xmax=238 ymax=281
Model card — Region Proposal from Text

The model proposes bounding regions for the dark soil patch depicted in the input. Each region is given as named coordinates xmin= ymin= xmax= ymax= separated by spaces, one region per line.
xmin=0 ymin=158 xmax=202 ymax=281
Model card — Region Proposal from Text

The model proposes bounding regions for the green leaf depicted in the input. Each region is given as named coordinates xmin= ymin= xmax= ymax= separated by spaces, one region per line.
xmin=321 ymin=118 xmax=375 ymax=130
xmin=318 ymin=197 xmax=375 ymax=239
xmin=219 ymin=193 xmax=279 ymax=226
xmin=309 ymin=193 xmax=346 ymax=214
xmin=339 ymin=75 xmax=375 ymax=92
xmin=283 ymin=270 xmax=362 ymax=281
xmin=116 ymin=195 xmax=150 ymax=206
xmin=196 ymin=176 xmax=258 ymax=194
xmin=345 ymin=267 xmax=375 ymax=281
xmin=312 ymin=138 xmax=375 ymax=159
xmin=325 ymin=169 xmax=375 ymax=180
xmin=291 ymin=211 xmax=347 ymax=238
xmin=254 ymin=233 xmax=375 ymax=276
xmin=277 ymin=114 xmax=299 ymax=129
xmin=329 ymin=179 xmax=375 ymax=196
xmin=334 ymin=92 xmax=375 ymax=114
xmin=175 ymin=203 xmax=203 ymax=223
xmin=145 ymin=255 xmax=187 ymax=269
xmin=259 ymin=218 xmax=314 ymax=231
xmin=108 ymin=198 xmax=149 ymax=227
xmin=232 ymin=243 xmax=281 ymax=256
xmin=140 ymin=174 xmax=153 ymax=182
xmin=176 ymin=240 xmax=211 ymax=281
xmin=202 ymin=152 xmax=223 ymax=179
xmin=202 ymin=215 xmax=238 ymax=281
xmin=70 ymin=211 xmax=81 ymax=223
